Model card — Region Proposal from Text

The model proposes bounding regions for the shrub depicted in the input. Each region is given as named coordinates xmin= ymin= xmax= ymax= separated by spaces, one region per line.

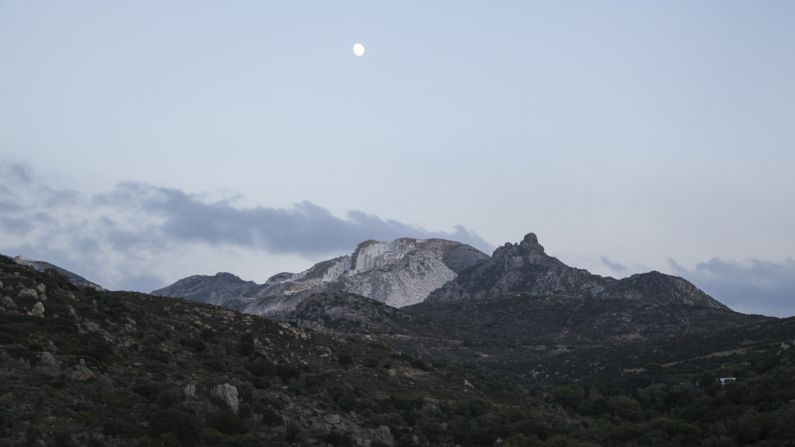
xmin=338 ymin=354 xmax=354 ymax=368
xmin=179 ymin=337 xmax=205 ymax=352
xmin=261 ymin=407 xmax=283 ymax=426
xmin=132 ymin=381 xmax=168 ymax=402
xmin=206 ymin=409 xmax=246 ymax=435
xmin=237 ymin=333 xmax=256 ymax=356
xmin=276 ymin=364 xmax=301 ymax=383
xmin=103 ymin=420 xmax=144 ymax=438
xmin=322 ymin=431 xmax=355 ymax=447
xmin=149 ymin=409 xmax=201 ymax=446
xmin=246 ymin=357 xmax=276 ymax=377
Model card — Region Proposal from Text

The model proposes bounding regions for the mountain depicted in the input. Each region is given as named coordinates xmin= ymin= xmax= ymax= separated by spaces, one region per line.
xmin=156 ymin=238 xmax=489 ymax=317
xmin=152 ymin=272 xmax=257 ymax=306
xmin=4 ymin=251 xmax=795 ymax=445
xmin=0 ymin=254 xmax=582 ymax=446
xmin=427 ymin=233 xmax=726 ymax=310
xmin=12 ymin=256 xmax=104 ymax=291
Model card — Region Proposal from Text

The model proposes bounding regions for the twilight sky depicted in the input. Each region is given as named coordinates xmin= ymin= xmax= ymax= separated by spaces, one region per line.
xmin=1 ymin=1 xmax=794 ymax=316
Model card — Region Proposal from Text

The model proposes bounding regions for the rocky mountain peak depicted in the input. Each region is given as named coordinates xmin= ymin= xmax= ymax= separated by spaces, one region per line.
xmin=519 ymin=232 xmax=544 ymax=251
xmin=157 ymin=237 xmax=489 ymax=316
xmin=428 ymin=233 xmax=727 ymax=310
xmin=214 ymin=272 xmax=242 ymax=280
xmin=492 ymin=232 xmax=550 ymax=265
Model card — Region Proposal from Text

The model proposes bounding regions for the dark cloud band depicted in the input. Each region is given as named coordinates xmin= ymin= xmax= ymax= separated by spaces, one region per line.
xmin=0 ymin=161 xmax=492 ymax=291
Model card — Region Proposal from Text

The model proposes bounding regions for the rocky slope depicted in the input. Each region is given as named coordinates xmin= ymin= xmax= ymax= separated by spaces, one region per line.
xmin=0 ymin=254 xmax=580 ymax=447
xmin=156 ymin=238 xmax=488 ymax=317
xmin=427 ymin=233 xmax=726 ymax=309
xmin=4 ymin=254 xmax=795 ymax=445
xmin=152 ymin=272 xmax=257 ymax=306
xmin=13 ymin=256 xmax=104 ymax=290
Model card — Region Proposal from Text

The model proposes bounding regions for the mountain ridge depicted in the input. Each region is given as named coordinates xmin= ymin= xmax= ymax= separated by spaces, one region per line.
xmin=426 ymin=233 xmax=726 ymax=310
xmin=155 ymin=237 xmax=489 ymax=316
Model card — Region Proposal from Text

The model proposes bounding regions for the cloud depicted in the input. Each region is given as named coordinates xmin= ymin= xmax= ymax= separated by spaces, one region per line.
xmin=600 ymin=256 xmax=627 ymax=273
xmin=92 ymin=181 xmax=493 ymax=256
xmin=669 ymin=258 xmax=795 ymax=317
xmin=0 ymin=161 xmax=493 ymax=292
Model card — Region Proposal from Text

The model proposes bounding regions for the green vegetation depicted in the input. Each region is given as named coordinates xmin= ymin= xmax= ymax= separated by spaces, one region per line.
xmin=1 ymin=255 xmax=795 ymax=445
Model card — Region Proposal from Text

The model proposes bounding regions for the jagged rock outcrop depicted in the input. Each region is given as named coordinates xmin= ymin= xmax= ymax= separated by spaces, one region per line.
xmin=211 ymin=383 xmax=239 ymax=413
xmin=152 ymin=272 xmax=257 ymax=306
xmin=427 ymin=233 xmax=727 ymax=309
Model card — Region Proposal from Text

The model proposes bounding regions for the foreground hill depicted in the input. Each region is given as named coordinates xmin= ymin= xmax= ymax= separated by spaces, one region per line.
xmin=4 ymin=247 xmax=795 ymax=446
xmin=0 ymin=254 xmax=577 ymax=447
xmin=13 ymin=256 xmax=104 ymax=291
xmin=286 ymin=291 xmax=795 ymax=445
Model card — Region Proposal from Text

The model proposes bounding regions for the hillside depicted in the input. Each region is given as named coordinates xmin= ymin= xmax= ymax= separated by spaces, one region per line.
xmin=3 ymin=252 xmax=795 ymax=446
xmin=0 ymin=255 xmax=579 ymax=447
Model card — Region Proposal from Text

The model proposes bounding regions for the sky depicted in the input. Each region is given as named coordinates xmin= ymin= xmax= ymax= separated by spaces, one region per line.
xmin=1 ymin=1 xmax=794 ymax=316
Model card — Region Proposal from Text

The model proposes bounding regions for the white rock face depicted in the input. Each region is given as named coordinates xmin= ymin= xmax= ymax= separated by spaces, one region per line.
xmin=240 ymin=238 xmax=488 ymax=317
xmin=155 ymin=237 xmax=489 ymax=318
xmin=212 ymin=383 xmax=239 ymax=413
xmin=341 ymin=240 xmax=458 ymax=307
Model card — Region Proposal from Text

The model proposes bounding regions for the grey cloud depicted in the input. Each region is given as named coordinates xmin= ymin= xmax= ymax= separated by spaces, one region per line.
xmin=97 ymin=182 xmax=494 ymax=256
xmin=0 ymin=216 xmax=34 ymax=235
xmin=1 ymin=160 xmax=493 ymax=291
xmin=670 ymin=258 xmax=795 ymax=317
xmin=0 ymin=198 xmax=23 ymax=213
xmin=0 ymin=162 xmax=33 ymax=184
xmin=600 ymin=256 xmax=627 ymax=273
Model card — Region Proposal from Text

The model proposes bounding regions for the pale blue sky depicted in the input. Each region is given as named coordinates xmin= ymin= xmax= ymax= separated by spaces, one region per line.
xmin=1 ymin=1 xmax=794 ymax=315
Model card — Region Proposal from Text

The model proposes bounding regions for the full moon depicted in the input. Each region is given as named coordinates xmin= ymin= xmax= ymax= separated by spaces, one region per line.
xmin=352 ymin=43 xmax=365 ymax=57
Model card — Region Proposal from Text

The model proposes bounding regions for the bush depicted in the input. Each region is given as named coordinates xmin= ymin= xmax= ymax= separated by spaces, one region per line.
xmin=276 ymin=364 xmax=301 ymax=383
xmin=246 ymin=357 xmax=276 ymax=377
xmin=149 ymin=409 xmax=201 ymax=446
xmin=201 ymin=428 xmax=225 ymax=445
xmin=206 ymin=409 xmax=247 ymax=435
xmin=103 ymin=420 xmax=144 ymax=438
xmin=261 ymin=406 xmax=283 ymax=426
xmin=155 ymin=388 xmax=185 ymax=408
xmin=338 ymin=354 xmax=354 ymax=368
xmin=132 ymin=381 xmax=168 ymax=402
xmin=322 ymin=430 xmax=355 ymax=447
xmin=179 ymin=337 xmax=205 ymax=352
xmin=237 ymin=333 xmax=256 ymax=356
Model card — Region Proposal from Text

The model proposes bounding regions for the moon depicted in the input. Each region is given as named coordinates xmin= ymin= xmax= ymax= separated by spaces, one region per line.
xmin=352 ymin=43 xmax=365 ymax=57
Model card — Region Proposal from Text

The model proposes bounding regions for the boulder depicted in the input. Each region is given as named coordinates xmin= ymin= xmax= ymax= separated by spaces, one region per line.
xmin=40 ymin=351 xmax=58 ymax=367
xmin=1 ymin=296 xmax=15 ymax=309
xmin=184 ymin=384 xmax=197 ymax=398
xmin=37 ymin=352 xmax=61 ymax=376
xmin=211 ymin=383 xmax=239 ymax=413
xmin=68 ymin=359 xmax=95 ymax=381
xmin=18 ymin=288 xmax=38 ymax=300
xmin=30 ymin=302 xmax=45 ymax=317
